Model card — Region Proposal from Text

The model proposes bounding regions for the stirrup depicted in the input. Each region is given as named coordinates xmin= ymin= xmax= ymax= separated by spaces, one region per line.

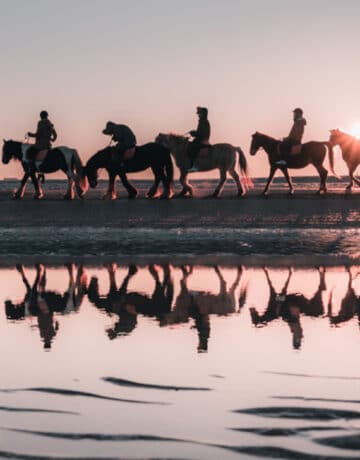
xmin=276 ymin=160 xmax=287 ymax=166
xmin=187 ymin=166 xmax=199 ymax=173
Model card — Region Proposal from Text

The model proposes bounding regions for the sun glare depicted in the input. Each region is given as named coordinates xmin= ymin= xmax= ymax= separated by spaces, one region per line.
xmin=349 ymin=122 xmax=360 ymax=138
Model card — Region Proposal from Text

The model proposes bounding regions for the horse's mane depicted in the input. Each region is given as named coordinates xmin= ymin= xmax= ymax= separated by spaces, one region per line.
xmin=168 ymin=133 xmax=188 ymax=141
xmin=330 ymin=129 xmax=357 ymax=141
xmin=254 ymin=132 xmax=279 ymax=142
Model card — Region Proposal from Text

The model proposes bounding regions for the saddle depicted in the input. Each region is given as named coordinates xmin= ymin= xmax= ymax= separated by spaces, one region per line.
xmin=123 ymin=147 xmax=136 ymax=160
xmin=290 ymin=144 xmax=302 ymax=155
xmin=198 ymin=143 xmax=211 ymax=158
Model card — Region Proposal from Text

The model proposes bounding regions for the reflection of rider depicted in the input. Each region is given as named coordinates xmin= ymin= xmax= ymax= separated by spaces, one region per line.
xmin=187 ymin=106 xmax=211 ymax=173
xmin=27 ymin=110 xmax=57 ymax=164
xmin=276 ymin=108 xmax=306 ymax=166
xmin=102 ymin=121 xmax=137 ymax=167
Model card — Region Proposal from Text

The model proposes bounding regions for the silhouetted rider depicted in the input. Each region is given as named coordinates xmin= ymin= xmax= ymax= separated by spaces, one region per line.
xmin=277 ymin=108 xmax=307 ymax=166
xmin=102 ymin=121 xmax=137 ymax=165
xmin=187 ymin=106 xmax=211 ymax=173
xmin=27 ymin=110 xmax=57 ymax=163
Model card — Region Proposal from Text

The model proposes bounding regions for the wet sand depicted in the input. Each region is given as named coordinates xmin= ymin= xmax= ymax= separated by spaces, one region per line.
xmin=0 ymin=188 xmax=358 ymax=228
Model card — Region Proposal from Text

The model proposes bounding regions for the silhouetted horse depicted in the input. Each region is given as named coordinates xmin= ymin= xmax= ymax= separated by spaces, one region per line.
xmin=328 ymin=268 xmax=360 ymax=326
xmin=250 ymin=267 xmax=326 ymax=349
xmin=85 ymin=143 xmax=174 ymax=200
xmin=87 ymin=264 xmax=174 ymax=339
xmin=155 ymin=133 xmax=251 ymax=198
xmin=162 ymin=266 xmax=242 ymax=352
xmin=5 ymin=264 xmax=87 ymax=349
xmin=250 ymin=132 xmax=337 ymax=195
xmin=2 ymin=140 xmax=88 ymax=199
xmin=329 ymin=129 xmax=360 ymax=191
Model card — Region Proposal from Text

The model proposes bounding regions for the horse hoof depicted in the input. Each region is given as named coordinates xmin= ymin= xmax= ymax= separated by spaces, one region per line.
xmin=63 ymin=194 xmax=74 ymax=200
xmin=102 ymin=193 xmax=116 ymax=200
xmin=237 ymin=191 xmax=246 ymax=197
xmin=288 ymin=190 xmax=294 ymax=196
xmin=12 ymin=192 xmax=22 ymax=200
xmin=128 ymin=193 xmax=138 ymax=200
xmin=33 ymin=194 xmax=44 ymax=200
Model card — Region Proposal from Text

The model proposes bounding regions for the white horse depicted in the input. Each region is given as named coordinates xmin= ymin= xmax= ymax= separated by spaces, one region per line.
xmin=155 ymin=133 xmax=251 ymax=197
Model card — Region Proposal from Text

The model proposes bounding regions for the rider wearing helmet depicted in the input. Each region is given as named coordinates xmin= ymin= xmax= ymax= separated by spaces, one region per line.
xmin=27 ymin=110 xmax=57 ymax=163
xmin=187 ymin=106 xmax=211 ymax=173
xmin=102 ymin=121 xmax=137 ymax=162
xmin=277 ymin=108 xmax=307 ymax=166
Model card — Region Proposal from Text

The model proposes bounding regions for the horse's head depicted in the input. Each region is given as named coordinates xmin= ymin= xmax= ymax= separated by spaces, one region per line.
xmin=85 ymin=147 xmax=113 ymax=188
xmin=2 ymin=139 xmax=18 ymax=164
xmin=329 ymin=128 xmax=344 ymax=146
xmin=155 ymin=133 xmax=170 ymax=148
xmin=250 ymin=132 xmax=263 ymax=156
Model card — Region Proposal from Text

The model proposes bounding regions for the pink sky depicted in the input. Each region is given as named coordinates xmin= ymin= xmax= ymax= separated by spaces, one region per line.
xmin=1 ymin=1 xmax=360 ymax=179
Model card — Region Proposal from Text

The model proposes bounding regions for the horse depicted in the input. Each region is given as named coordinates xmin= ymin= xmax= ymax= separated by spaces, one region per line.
xmin=85 ymin=143 xmax=174 ymax=199
xmin=329 ymin=129 xmax=360 ymax=191
xmin=2 ymin=140 xmax=88 ymax=199
xmin=155 ymin=133 xmax=251 ymax=198
xmin=250 ymin=132 xmax=338 ymax=196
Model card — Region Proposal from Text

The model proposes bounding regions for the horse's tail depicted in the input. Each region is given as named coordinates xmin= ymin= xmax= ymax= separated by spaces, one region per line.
xmin=73 ymin=149 xmax=89 ymax=193
xmin=325 ymin=142 xmax=341 ymax=179
xmin=236 ymin=146 xmax=253 ymax=189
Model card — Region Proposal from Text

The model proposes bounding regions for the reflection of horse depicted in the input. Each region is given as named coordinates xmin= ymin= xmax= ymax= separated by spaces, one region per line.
xmin=250 ymin=132 xmax=337 ymax=195
xmin=328 ymin=268 xmax=360 ymax=326
xmin=5 ymin=264 xmax=87 ymax=349
xmin=163 ymin=266 xmax=242 ymax=352
xmin=155 ymin=133 xmax=250 ymax=198
xmin=250 ymin=267 xmax=326 ymax=349
xmin=85 ymin=144 xmax=174 ymax=200
xmin=2 ymin=140 xmax=88 ymax=200
xmin=329 ymin=129 xmax=360 ymax=191
xmin=87 ymin=264 xmax=174 ymax=339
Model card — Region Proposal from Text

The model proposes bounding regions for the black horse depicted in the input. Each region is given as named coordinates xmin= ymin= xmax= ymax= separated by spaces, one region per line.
xmin=250 ymin=132 xmax=337 ymax=195
xmin=2 ymin=140 xmax=88 ymax=199
xmin=85 ymin=143 xmax=174 ymax=199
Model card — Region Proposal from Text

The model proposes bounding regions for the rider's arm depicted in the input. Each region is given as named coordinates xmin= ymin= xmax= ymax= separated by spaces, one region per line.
xmin=51 ymin=128 xmax=58 ymax=142
xmin=190 ymin=130 xmax=198 ymax=137
xmin=27 ymin=132 xmax=36 ymax=137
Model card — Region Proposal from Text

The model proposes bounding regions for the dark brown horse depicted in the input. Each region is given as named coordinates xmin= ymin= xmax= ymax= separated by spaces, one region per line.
xmin=250 ymin=132 xmax=337 ymax=195
xmin=329 ymin=129 xmax=360 ymax=191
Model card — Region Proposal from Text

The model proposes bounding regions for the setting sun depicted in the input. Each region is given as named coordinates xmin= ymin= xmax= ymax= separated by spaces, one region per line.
xmin=350 ymin=122 xmax=360 ymax=138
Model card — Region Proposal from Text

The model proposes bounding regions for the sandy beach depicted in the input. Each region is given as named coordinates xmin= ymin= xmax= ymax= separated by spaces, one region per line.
xmin=0 ymin=183 xmax=359 ymax=229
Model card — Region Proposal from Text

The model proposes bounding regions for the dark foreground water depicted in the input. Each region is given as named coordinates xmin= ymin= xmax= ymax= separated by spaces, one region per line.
xmin=2 ymin=262 xmax=360 ymax=459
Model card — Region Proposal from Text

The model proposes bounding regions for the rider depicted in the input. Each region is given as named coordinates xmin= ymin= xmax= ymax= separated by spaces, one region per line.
xmin=187 ymin=106 xmax=211 ymax=173
xmin=276 ymin=108 xmax=307 ymax=166
xmin=102 ymin=121 xmax=137 ymax=164
xmin=27 ymin=110 xmax=57 ymax=164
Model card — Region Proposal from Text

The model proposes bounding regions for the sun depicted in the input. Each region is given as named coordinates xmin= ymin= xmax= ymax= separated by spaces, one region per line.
xmin=349 ymin=122 xmax=360 ymax=138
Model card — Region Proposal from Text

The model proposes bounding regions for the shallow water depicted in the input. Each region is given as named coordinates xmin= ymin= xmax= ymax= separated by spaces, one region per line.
xmin=2 ymin=262 xmax=360 ymax=459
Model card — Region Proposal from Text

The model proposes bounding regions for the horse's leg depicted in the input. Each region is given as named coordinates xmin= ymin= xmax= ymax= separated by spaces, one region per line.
xmin=13 ymin=172 xmax=30 ymax=199
xmin=263 ymin=167 xmax=276 ymax=196
xmin=212 ymin=169 xmax=227 ymax=198
xmin=281 ymin=168 xmax=294 ymax=195
xmin=119 ymin=171 xmax=138 ymax=198
xmin=228 ymin=167 xmax=244 ymax=197
xmin=346 ymin=165 xmax=356 ymax=191
xmin=147 ymin=166 xmax=161 ymax=198
xmin=176 ymin=170 xmax=193 ymax=197
xmin=30 ymin=173 xmax=44 ymax=199
xmin=314 ymin=164 xmax=328 ymax=194
xmin=64 ymin=174 xmax=75 ymax=200
xmin=103 ymin=171 xmax=117 ymax=200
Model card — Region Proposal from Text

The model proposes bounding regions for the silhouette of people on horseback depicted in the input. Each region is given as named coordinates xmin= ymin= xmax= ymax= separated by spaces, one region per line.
xmin=27 ymin=111 xmax=57 ymax=165
xmin=277 ymin=108 xmax=307 ymax=166
xmin=187 ymin=106 xmax=211 ymax=172
xmin=102 ymin=121 xmax=137 ymax=165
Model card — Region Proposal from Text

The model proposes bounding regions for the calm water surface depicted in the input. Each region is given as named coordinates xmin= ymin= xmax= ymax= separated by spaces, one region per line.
xmin=1 ymin=263 xmax=360 ymax=459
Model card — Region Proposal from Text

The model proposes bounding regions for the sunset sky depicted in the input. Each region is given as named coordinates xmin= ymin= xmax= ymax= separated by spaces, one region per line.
xmin=1 ymin=0 xmax=360 ymax=178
